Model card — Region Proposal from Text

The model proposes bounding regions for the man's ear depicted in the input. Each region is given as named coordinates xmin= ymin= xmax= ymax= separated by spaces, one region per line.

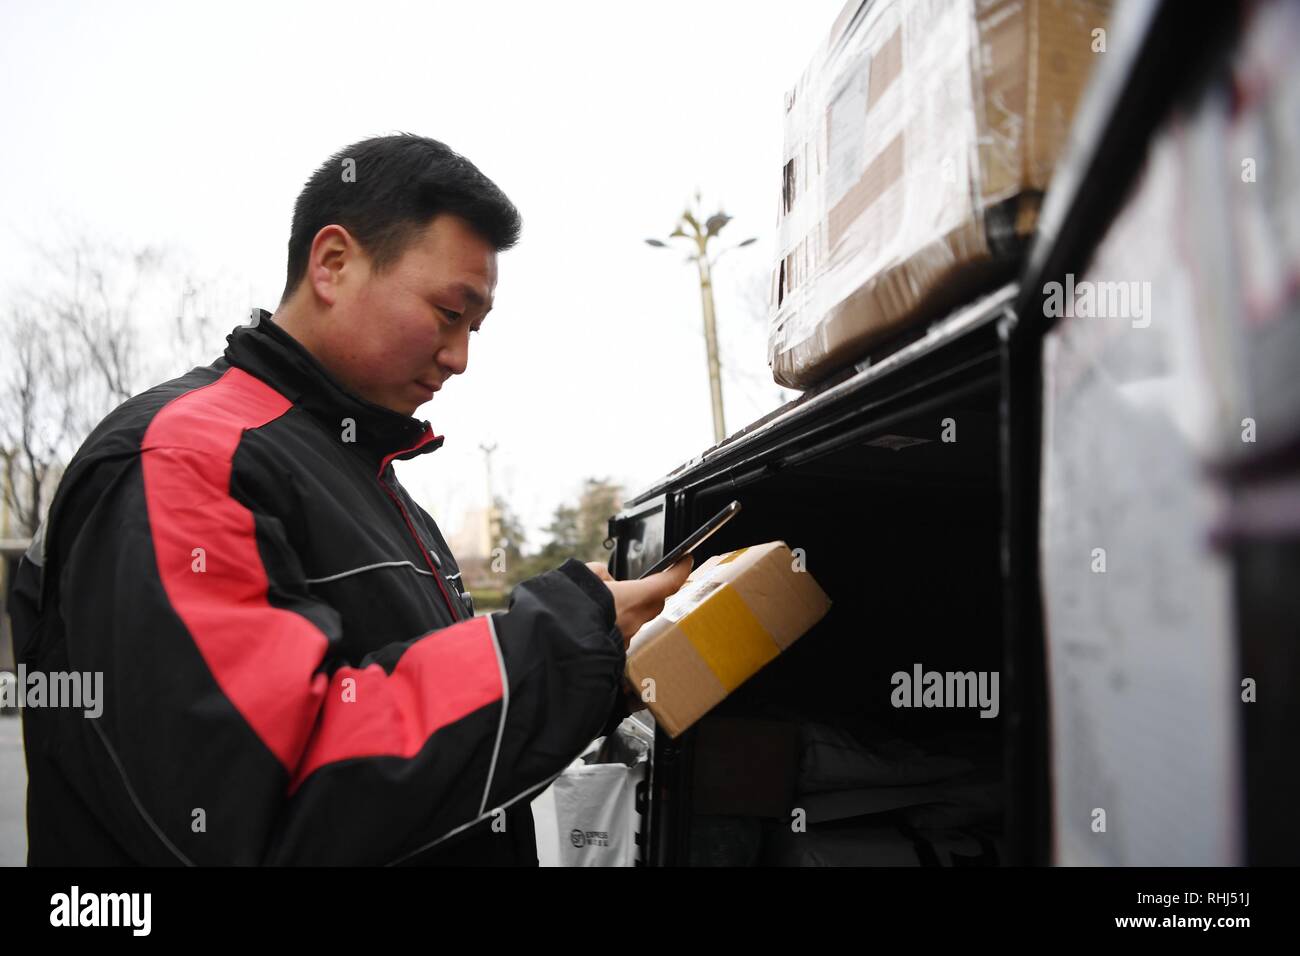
xmin=306 ymin=224 xmax=357 ymax=308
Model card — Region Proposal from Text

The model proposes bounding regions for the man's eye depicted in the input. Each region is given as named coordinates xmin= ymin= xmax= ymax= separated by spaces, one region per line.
xmin=438 ymin=307 xmax=462 ymax=322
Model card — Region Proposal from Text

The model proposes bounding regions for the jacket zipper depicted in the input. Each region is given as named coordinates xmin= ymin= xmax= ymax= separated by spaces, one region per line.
xmin=377 ymin=432 xmax=460 ymax=623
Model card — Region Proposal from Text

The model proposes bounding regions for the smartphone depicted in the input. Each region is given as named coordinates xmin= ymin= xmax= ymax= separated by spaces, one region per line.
xmin=637 ymin=500 xmax=742 ymax=579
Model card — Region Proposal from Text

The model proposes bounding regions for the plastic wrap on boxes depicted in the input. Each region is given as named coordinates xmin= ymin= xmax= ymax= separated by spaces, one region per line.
xmin=769 ymin=0 xmax=1111 ymax=387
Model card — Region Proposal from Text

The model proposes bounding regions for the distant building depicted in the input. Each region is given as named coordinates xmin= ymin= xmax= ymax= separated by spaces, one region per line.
xmin=1 ymin=463 xmax=61 ymax=676
xmin=447 ymin=506 xmax=510 ymax=592
xmin=0 ymin=539 xmax=30 ymax=675
xmin=448 ymin=506 xmax=492 ymax=561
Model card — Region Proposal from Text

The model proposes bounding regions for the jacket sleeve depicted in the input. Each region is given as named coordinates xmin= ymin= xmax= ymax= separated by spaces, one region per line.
xmin=47 ymin=445 xmax=625 ymax=865
xmin=404 ymin=496 xmax=632 ymax=743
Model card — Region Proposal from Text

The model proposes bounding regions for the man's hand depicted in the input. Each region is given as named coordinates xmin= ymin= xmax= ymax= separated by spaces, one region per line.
xmin=584 ymin=556 xmax=693 ymax=649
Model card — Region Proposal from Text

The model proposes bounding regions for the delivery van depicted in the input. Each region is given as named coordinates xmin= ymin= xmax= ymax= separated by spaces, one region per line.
xmin=602 ymin=0 xmax=1298 ymax=867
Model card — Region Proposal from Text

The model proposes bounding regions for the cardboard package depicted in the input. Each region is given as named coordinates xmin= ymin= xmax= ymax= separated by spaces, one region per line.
xmin=769 ymin=0 xmax=1112 ymax=388
xmin=625 ymin=542 xmax=831 ymax=737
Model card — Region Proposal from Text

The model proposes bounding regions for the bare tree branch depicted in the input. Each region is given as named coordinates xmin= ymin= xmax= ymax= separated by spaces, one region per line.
xmin=1 ymin=236 xmax=229 ymax=536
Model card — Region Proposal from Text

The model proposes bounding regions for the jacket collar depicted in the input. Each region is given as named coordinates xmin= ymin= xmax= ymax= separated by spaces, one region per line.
xmin=224 ymin=309 xmax=445 ymax=471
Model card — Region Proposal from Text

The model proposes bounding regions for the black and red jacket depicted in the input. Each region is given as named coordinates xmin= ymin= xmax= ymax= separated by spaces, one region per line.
xmin=9 ymin=309 xmax=627 ymax=865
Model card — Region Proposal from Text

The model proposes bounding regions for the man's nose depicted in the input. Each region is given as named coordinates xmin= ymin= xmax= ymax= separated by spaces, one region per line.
xmin=438 ymin=330 xmax=470 ymax=377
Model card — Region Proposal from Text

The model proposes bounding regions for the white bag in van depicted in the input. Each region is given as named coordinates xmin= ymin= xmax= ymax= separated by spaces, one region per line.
xmin=550 ymin=759 xmax=646 ymax=867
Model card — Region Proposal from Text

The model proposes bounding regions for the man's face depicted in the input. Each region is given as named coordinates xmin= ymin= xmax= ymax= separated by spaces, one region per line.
xmin=314 ymin=212 xmax=497 ymax=417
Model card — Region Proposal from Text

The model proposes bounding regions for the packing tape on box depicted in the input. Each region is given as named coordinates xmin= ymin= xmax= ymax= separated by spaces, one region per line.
xmin=677 ymin=584 xmax=780 ymax=692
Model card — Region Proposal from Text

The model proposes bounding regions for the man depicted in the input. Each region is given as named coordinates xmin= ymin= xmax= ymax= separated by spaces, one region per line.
xmin=9 ymin=133 xmax=691 ymax=865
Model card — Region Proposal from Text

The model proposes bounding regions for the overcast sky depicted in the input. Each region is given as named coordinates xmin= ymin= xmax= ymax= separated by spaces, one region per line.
xmin=0 ymin=0 xmax=842 ymax=546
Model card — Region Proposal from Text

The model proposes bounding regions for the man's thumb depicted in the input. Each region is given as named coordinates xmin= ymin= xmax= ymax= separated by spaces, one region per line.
xmin=659 ymin=554 xmax=693 ymax=591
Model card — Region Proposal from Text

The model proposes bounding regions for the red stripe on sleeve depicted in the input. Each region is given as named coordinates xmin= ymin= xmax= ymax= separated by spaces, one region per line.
xmin=290 ymin=615 xmax=501 ymax=793
xmin=141 ymin=367 xmax=502 ymax=784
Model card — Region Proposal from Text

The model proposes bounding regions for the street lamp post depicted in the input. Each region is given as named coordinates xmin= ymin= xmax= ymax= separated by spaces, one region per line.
xmin=647 ymin=192 xmax=756 ymax=445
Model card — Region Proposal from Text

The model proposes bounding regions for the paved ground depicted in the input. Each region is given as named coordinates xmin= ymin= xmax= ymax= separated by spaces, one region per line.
xmin=0 ymin=715 xmax=26 ymax=866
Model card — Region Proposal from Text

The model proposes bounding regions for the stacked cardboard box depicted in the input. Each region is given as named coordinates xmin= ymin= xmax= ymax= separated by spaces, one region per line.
xmin=769 ymin=0 xmax=1112 ymax=388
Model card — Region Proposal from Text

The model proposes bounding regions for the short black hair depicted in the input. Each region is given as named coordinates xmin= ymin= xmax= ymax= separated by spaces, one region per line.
xmin=281 ymin=133 xmax=521 ymax=302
